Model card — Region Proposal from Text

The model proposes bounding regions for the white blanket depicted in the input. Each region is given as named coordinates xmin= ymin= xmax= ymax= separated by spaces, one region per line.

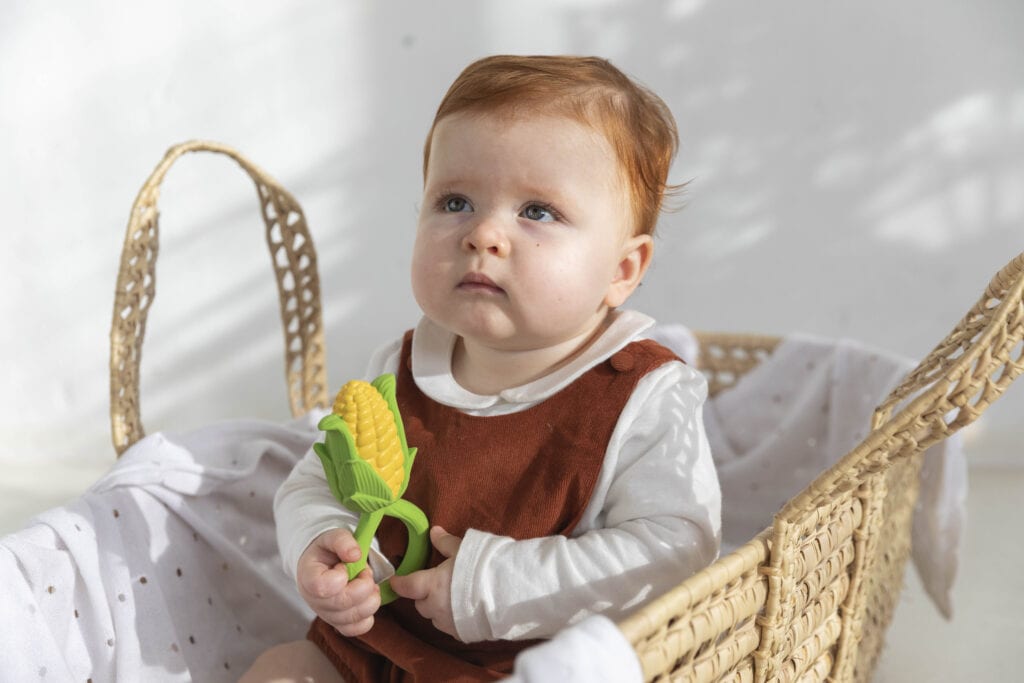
xmin=651 ymin=327 xmax=966 ymax=618
xmin=0 ymin=417 xmax=318 ymax=682
xmin=506 ymin=614 xmax=642 ymax=683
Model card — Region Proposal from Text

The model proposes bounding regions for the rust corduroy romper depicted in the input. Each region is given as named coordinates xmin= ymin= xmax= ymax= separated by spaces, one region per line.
xmin=308 ymin=332 xmax=679 ymax=682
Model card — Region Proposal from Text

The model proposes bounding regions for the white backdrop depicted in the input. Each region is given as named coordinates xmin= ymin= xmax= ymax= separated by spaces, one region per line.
xmin=2 ymin=0 xmax=1022 ymax=478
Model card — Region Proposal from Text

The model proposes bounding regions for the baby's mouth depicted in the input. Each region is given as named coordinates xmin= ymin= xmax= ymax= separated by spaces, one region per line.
xmin=457 ymin=272 xmax=505 ymax=295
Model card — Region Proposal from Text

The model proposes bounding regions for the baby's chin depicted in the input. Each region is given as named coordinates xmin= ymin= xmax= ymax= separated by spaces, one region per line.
xmin=420 ymin=305 xmax=513 ymax=341
xmin=456 ymin=323 xmax=607 ymax=357
xmin=422 ymin=302 xmax=610 ymax=353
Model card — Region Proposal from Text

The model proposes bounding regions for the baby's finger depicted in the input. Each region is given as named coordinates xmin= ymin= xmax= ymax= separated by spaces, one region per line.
xmin=338 ymin=568 xmax=379 ymax=607
xmin=411 ymin=596 xmax=438 ymax=622
xmin=429 ymin=526 xmax=462 ymax=558
xmin=321 ymin=585 xmax=381 ymax=625
xmin=389 ymin=569 xmax=431 ymax=601
xmin=322 ymin=572 xmax=379 ymax=622
xmin=335 ymin=615 xmax=375 ymax=637
xmin=321 ymin=528 xmax=362 ymax=564
xmin=299 ymin=562 xmax=347 ymax=600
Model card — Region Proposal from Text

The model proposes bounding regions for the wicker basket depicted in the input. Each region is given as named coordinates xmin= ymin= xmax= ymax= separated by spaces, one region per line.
xmin=618 ymin=266 xmax=1023 ymax=682
xmin=110 ymin=142 xmax=1024 ymax=682
xmin=109 ymin=140 xmax=329 ymax=454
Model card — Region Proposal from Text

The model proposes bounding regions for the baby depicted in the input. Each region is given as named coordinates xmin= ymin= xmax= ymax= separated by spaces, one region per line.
xmin=242 ymin=54 xmax=720 ymax=682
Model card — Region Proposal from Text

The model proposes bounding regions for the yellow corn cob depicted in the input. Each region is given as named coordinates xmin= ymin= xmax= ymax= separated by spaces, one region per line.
xmin=332 ymin=379 xmax=404 ymax=498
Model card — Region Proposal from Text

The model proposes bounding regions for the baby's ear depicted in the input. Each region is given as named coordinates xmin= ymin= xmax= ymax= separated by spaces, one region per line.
xmin=605 ymin=233 xmax=654 ymax=308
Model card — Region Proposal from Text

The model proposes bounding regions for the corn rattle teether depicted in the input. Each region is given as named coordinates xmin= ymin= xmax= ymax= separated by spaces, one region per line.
xmin=313 ymin=373 xmax=429 ymax=604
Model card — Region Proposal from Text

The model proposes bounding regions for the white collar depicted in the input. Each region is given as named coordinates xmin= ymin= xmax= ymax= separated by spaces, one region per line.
xmin=410 ymin=310 xmax=656 ymax=410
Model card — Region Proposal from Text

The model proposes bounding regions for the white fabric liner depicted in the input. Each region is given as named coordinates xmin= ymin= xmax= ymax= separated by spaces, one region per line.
xmin=0 ymin=329 xmax=964 ymax=680
xmin=0 ymin=418 xmax=318 ymax=682
xmin=649 ymin=326 xmax=966 ymax=619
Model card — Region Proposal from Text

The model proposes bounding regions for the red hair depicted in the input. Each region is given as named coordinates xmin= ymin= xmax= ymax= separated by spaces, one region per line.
xmin=423 ymin=55 xmax=681 ymax=236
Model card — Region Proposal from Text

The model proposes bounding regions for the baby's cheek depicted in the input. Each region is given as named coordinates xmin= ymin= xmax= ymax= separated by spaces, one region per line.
xmin=410 ymin=260 xmax=441 ymax=307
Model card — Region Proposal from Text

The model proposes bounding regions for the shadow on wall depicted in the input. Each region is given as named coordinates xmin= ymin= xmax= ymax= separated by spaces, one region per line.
xmin=99 ymin=0 xmax=1023 ymax=449
xmin=116 ymin=3 xmax=491 ymax=441
xmin=535 ymin=2 xmax=1024 ymax=352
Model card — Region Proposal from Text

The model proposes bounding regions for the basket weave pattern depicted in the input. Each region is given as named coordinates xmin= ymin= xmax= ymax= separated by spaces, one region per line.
xmin=622 ymin=256 xmax=1023 ymax=682
xmin=109 ymin=143 xmax=1023 ymax=681
xmin=109 ymin=141 xmax=328 ymax=454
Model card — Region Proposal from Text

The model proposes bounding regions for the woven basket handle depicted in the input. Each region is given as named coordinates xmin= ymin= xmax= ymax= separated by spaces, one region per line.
xmin=109 ymin=140 xmax=328 ymax=456
xmin=870 ymin=251 xmax=1024 ymax=438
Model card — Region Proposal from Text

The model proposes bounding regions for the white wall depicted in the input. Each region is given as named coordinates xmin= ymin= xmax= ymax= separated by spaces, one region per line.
xmin=2 ymin=0 xmax=1022 ymax=478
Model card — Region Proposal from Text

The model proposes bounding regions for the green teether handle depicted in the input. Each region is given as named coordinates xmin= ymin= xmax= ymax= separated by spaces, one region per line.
xmin=378 ymin=498 xmax=430 ymax=604
xmin=347 ymin=509 xmax=385 ymax=581
xmin=346 ymin=499 xmax=431 ymax=605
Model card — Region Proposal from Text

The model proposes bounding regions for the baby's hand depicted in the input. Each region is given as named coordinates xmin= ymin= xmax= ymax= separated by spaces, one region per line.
xmin=389 ymin=526 xmax=462 ymax=640
xmin=296 ymin=528 xmax=381 ymax=636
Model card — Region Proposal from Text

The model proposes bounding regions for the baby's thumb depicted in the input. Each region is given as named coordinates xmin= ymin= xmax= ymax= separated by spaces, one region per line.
xmin=389 ymin=571 xmax=429 ymax=601
xmin=298 ymin=555 xmax=348 ymax=599
xmin=320 ymin=528 xmax=362 ymax=564
xmin=430 ymin=526 xmax=462 ymax=559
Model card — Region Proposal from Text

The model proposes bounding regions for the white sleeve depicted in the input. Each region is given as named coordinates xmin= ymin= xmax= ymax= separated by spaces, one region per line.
xmin=274 ymin=445 xmax=362 ymax=580
xmin=449 ymin=362 xmax=721 ymax=642
xmin=273 ymin=334 xmax=404 ymax=580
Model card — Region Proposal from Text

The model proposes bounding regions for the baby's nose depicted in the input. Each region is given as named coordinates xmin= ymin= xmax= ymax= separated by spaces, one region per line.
xmin=462 ymin=218 xmax=509 ymax=256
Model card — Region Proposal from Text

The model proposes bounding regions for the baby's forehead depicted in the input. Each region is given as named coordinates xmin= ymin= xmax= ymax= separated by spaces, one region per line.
xmin=433 ymin=113 xmax=623 ymax=180
xmin=444 ymin=104 xmax=603 ymax=134
xmin=436 ymin=108 xmax=624 ymax=168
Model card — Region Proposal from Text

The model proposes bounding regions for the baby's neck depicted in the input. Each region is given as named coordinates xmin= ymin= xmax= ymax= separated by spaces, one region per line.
xmin=451 ymin=323 xmax=610 ymax=396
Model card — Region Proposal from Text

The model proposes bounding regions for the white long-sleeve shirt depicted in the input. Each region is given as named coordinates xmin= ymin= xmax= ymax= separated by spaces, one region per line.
xmin=274 ymin=309 xmax=721 ymax=642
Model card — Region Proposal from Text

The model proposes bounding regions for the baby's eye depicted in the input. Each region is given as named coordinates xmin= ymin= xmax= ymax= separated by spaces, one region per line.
xmin=521 ymin=203 xmax=558 ymax=222
xmin=441 ymin=196 xmax=472 ymax=213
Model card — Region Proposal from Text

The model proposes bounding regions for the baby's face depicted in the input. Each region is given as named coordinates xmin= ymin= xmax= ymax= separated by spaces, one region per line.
xmin=411 ymin=111 xmax=637 ymax=354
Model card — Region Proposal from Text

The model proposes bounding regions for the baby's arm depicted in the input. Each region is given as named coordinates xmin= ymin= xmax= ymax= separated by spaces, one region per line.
xmin=450 ymin=362 xmax=721 ymax=642
xmin=274 ymin=335 xmax=405 ymax=580
xmin=274 ymin=444 xmax=366 ymax=579
xmin=275 ymin=447 xmax=392 ymax=634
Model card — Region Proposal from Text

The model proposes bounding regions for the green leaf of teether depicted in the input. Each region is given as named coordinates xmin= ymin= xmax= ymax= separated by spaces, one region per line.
xmin=371 ymin=373 xmax=417 ymax=495
xmin=318 ymin=418 xmax=359 ymax=467
xmin=341 ymin=459 xmax=395 ymax=511
xmin=317 ymin=413 xmax=347 ymax=433
xmin=398 ymin=447 xmax=417 ymax=498
xmin=313 ymin=441 xmax=345 ymax=504
xmin=373 ymin=373 xmax=411 ymax=454
xmin=348 ymin=491 xmax=393 ymax=513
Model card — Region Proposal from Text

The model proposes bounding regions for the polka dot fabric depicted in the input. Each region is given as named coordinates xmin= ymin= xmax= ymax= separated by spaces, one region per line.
xmin=0 ymin=415 xmax=320 ymax=680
